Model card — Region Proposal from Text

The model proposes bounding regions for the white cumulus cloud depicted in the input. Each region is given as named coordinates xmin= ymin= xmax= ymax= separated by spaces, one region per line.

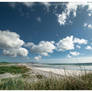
xmin=34 ymin=55 xmax=42 ymax=61
xmin=57 ymin=3 xmax=79 ymax=25
xmin=22 ymin=2 xmax=34 ymax=7
xmin=76 ymin=45 xmax=81 ymax=49
xmin=41 ymin=2 xmax=51 ymax=8
xmin=70 ymin=51 xmax=80 ymax=56
xmin=27 ymin=41 xmax=55 ymax=56
xmin=3 ymin=48 xmax=28 ymax=57
xmin=85 ymin=45 xmax=92 ymax=50
xmin=67 ymin=54 xmax=72 ymax=58
xmin=88 ymin=13 xmax=92 ymax=16
xmin=0 ymin=30 xmax=28 ymax=57
xmin=56 ymin=36 xmax=74 ymax=51
xmin=74 ymin=37 xmax=87 ymax=44
xmin=0 ymin=30 xmax=24 ymax=49
xmin=84 ymin=23 xmax=92 ymax=29
xmin=56 ymin=35 xmax=87 ymax=51
xmin=24 ymin=42 xmax=34 ymax=47
xmin=23 ymin=2 xmax=51 ymax=8
xmin=9 ymin=2 xmax=51 ymax=9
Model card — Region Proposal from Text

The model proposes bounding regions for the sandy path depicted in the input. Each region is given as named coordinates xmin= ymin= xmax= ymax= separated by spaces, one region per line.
xmin=0 ymin=73 xmax=21 ymax=79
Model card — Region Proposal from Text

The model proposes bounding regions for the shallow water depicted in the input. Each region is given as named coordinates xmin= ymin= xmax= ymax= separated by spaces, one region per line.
xmin=30 ymin=63 xmax=92 ymax=71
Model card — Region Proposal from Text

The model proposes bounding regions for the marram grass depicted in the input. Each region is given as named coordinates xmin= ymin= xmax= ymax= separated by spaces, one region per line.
xmin=0 ymin=73 xmax=92 ymax=90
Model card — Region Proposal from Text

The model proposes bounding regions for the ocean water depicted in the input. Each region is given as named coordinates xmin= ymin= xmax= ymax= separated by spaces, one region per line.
xmin=31 ymin=63 xmax=92 ymax=71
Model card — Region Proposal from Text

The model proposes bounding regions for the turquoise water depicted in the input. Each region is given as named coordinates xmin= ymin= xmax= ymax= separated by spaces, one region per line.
xmin=30 ymin=63 xmax=92 ymax=71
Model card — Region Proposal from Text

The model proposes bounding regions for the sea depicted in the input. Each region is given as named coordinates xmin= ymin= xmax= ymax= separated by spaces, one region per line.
xmin=29 ymin=63 xmax=92 ymax=71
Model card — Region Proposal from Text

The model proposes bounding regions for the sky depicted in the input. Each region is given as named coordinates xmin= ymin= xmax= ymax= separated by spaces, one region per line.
xmin=0 ymin=2 xmax=92 ymax=63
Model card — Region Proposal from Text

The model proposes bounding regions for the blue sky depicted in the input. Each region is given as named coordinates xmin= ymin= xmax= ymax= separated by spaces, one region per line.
xmin=0 ymin=2 xmax=92 ymax=63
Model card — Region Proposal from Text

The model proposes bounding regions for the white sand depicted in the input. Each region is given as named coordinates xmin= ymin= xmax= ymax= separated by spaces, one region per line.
xmin=23 ymin=63 xmax=92 ymax=77
xmin=32 ymin=67 xmax=92 ymax=76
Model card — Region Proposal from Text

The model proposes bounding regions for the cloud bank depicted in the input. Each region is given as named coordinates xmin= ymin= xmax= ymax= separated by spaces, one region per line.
xmin=0 ymin=30 xmax=88 ymax=59
xmin=25 ymin=35 xmax=88 ymax=60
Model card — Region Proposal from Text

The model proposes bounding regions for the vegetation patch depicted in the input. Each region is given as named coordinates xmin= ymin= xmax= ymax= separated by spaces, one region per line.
xmin=0 ymin=73 xmax=92 ymax=90
xmin=0 ymin=62 xmax=11 ymax=65
xmin=0 ymin=65 xmax=30 ymax=74
xmin=22 ymin=73 xmax=30 ymax=78
xmin=36 ymin=74 xmax=43 ymax=79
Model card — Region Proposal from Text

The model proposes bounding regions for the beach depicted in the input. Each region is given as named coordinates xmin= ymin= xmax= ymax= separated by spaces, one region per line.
xmin=25 ymin=63 xmax=92 ymax=77
xmin=0 ymin=62 xmax=92 ymax=90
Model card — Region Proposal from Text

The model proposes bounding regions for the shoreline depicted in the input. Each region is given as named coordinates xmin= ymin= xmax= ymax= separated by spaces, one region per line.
xmin=24 ymin=63 xmax=92 ymax=76
xmin=32 ymin=67 xmax=92 ymax=76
